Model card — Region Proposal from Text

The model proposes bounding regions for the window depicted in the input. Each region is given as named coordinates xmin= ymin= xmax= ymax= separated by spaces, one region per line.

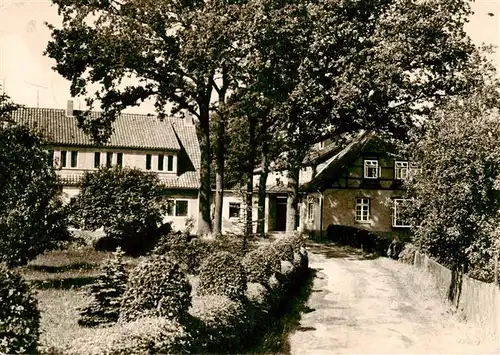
xmin=117 ymin=153 xmax=123 ymax=167
xmin=355 ymin=198 xmax=370 ymax=222
xmin=307 ymin=201 xmax=315 ymax=222
xmin=158 ymin=154 xmax=164 ymax=171
xmin=106 ymin=152 xmax=113 ymax=167
xmin=60 ymin=151 xmax=67 ymax=168
xmin=229 ymin=203 xmax=241 ymax=218
xmin=70 ymin=151 xmax=78 ymax=168
xmin=393 ymin=199 xmax=410 ymax=228
xmin=166 ymin=200 xmax=175 ymax=216
xmin=175 ymin=200 xmax=188 ymax=217
xmin=167 ymin=155 xmax=174 ymax=172
xmin=364 ymin=159 xmax=379 ymax=179
xmin=94 ymin=152 xmax=101 ymax=168
xmin=146 ymin=154 xmax=152 ymax=170
xmin=394 ymin=161 xmax=409 ymax=180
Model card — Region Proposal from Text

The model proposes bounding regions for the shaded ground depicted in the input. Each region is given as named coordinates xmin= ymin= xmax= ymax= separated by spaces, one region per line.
xmin=289 ymin=242 xmax=499 ymax=354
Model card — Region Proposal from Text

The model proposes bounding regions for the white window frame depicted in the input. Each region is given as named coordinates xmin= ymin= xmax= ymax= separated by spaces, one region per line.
xmin=229 ymin=202 xmax=241 ymax=219
xmin=394 ymin=161 xmax=409 ymax=180
xmin=355 ymin=198 xmax=370 ymax=223
xmin=393 ymin=198 xmax=410 ymax=228
xmin=166 ymin=199 xmax=189 ymax=217
xmin=364 ymin=159 xmax=379 ymax=179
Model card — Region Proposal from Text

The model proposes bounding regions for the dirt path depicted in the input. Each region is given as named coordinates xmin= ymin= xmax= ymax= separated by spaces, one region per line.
xmin=288 ymin=243 xmax=500 ymax=354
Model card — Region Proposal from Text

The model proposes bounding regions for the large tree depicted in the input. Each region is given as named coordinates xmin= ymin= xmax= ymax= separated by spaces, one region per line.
xmin=0 ymin=95 xmax=71 ymax=267
xmin=45 ymin=0 xmax=246 ymax=236
xmin=403 ymin=77 xmax=500 ymax=285
xmin=238 ymin=0 xmax=481 ymax=233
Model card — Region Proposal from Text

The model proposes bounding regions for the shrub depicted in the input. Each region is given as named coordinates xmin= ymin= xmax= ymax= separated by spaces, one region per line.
xmin=0 ymin=264 xmax=40 ymax=354
xmin=69 ymin=166 xmax=170 ymax=256
xmin=189 ymin=294 xmax=248 ymax=353
xmin=120 ymin=255 xmax=191 ymax=322
xmin=79 ymin=248 xmax=128 ymax=327
xmin=273 ymin=239 xmax=294 ymax=263
xmin=280 ymin=260 xmax=295 ymax=282
xmin=67 ymin=317 xmax=192 ymax=354
xmin=198 ymin=251 xmax=247 ymax=300
xmin=242 ymin=246 xmax=281 ymax=285
xmin=245 ymin=282 xmax=269 ymax=311
xmin=0 ymin=122 xmax=72 ymax=267
xmin=398 ymin=243 xmax=417 ymax=264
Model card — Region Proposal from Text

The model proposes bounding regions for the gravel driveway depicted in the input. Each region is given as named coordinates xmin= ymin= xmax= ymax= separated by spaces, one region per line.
xmin=288 ymin=243 xmax=499 ymax=354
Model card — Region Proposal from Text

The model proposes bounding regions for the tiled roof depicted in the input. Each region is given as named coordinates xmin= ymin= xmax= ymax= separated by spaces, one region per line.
xmin=11 ymin=107 xmax=201 ymax=190
xmin=10 ymin=107 xmax=181 ymax=151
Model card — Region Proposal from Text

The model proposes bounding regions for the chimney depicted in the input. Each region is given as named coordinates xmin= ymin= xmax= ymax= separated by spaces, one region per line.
xmin=66 ymin=100 xmax=74 ymax=117
xmin=184 ymin=112 xmax=193 ymax=126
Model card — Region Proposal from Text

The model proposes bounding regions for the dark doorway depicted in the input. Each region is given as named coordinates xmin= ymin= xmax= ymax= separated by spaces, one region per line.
xmin=275 ymin=197 xmax=287 ymax=231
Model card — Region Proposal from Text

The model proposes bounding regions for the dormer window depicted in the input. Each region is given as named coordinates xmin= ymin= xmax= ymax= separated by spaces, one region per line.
xmin=394 ymin=161 xmax=409 ymax=180
xmin=364 ymin=159 xmax=379 ymax=179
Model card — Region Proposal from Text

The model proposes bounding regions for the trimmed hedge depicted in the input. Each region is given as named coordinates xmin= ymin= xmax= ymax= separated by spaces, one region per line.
xmin=66 ymin=317 xmax=192 ymax=354
xmin=242 ymin=245 xmax=281 ymax=285
xmin=120 ymin=254 xmax=191 ymax=322
xmin=198 ymin=251 xmax=247 ymax=300
xmin=189 ymin=294 xmax=249 ymax=353
xmin=0 ymin=264 xmax=40 ymax=354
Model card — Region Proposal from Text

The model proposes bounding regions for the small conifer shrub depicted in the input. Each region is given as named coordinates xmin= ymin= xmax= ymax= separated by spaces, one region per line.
xmin=78 ymin=248 xmax=128 ymax=327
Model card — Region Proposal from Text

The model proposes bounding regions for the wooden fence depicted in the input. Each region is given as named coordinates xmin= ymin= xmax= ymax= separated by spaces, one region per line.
xmin=413 ymin=251 xmax=500 ymax=339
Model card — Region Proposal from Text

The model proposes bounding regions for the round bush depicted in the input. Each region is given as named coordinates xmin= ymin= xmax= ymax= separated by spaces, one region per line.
xmin=245 ymin=282 xmax=269 ymax=311
xmin=293 ymin=251 xmax=302 ymax=269
xmin=0 ymin=264 xmax=40 ymax=354
xmin=242 ymin=246 xmax=281 ymax=285
xmin=198 ymin=251 xmax=246 ymax=300
xmin=281 ymin=260 xmax=295 ymax=281
xmin=273 ymin=239 xmax=294 ymax=263
xmin=66 ymin=317 xmax=192 ymax=354
xmin=189 ymin=294 xmax=248 ymax=352
xmin=120 ymin=255 xmax=191 ymax=322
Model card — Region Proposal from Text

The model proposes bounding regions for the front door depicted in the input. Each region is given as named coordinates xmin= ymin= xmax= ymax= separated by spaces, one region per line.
xmin=275 ymin=197 xmax=287 ymax=231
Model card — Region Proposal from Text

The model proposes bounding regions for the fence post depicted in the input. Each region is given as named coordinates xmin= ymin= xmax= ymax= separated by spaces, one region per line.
xmin=494 ymin=249 xmax=499 ymax=286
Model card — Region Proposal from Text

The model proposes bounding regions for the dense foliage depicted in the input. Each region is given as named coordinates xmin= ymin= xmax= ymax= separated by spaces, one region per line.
xmin=46 ymin=0 xmax=481 ymax=236
xmin=69 ymin=166 xmax=168 ymax=255
xmin=0 ymin=264 xmax=40 ymax=354
xmin=0 ymin=120 xmax=70 ymax=267
xmin=120 ymin=254 xmax=191 ymax=322
xmin=403 ymin=85 xmax=500 ymax=275
xmin=189 ymin=294 xmax=249 ymax=353
xmin=79 ymin=248 xmax=128 ymax=327
xmin=67 ymin=317 xmax=192 ymax=355
xmin=198 ymin=251 xmax=247 ymax=300
xmin=242 ymin=246 xmax=281 ymax=285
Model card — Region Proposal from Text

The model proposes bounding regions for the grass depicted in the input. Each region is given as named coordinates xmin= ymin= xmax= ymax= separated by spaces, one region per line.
xmin=18 ymin=246 xmax=140 ymax=289
xmin=36 ymin=288 xmax=94 ymax=354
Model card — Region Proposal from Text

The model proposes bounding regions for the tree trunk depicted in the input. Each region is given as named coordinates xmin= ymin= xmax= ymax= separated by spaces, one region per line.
xmin=286 ymin=164 xmax=300 ymax=234
xmin=257 ymin=146 xmax=269 ymax=236
xmin=213 ymin=68 xmax=229 ymax=237
xmin=213 ymin=116 xmax=224 ymax=236
xmin=245 ymin=118 xmax=256 ymax=237
xmin=196 ymin=106 xmax=212 ymax=236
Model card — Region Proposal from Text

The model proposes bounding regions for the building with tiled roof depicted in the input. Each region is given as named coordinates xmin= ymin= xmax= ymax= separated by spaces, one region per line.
xmin=10 ymin=101 xmax=201 ymax=231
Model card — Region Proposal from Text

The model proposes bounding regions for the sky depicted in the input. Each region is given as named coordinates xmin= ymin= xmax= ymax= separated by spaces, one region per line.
xmin=0 ymin=0 xmax=498 ymax=114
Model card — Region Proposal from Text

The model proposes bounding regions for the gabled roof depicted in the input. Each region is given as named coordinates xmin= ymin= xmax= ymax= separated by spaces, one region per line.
xmin=10 ymin=107 xmax=201 ymax=190
xmin=302 ymin=130 xmax=373 ymax=191
xmin=10 ymin=107 xmax=181 ymax=151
